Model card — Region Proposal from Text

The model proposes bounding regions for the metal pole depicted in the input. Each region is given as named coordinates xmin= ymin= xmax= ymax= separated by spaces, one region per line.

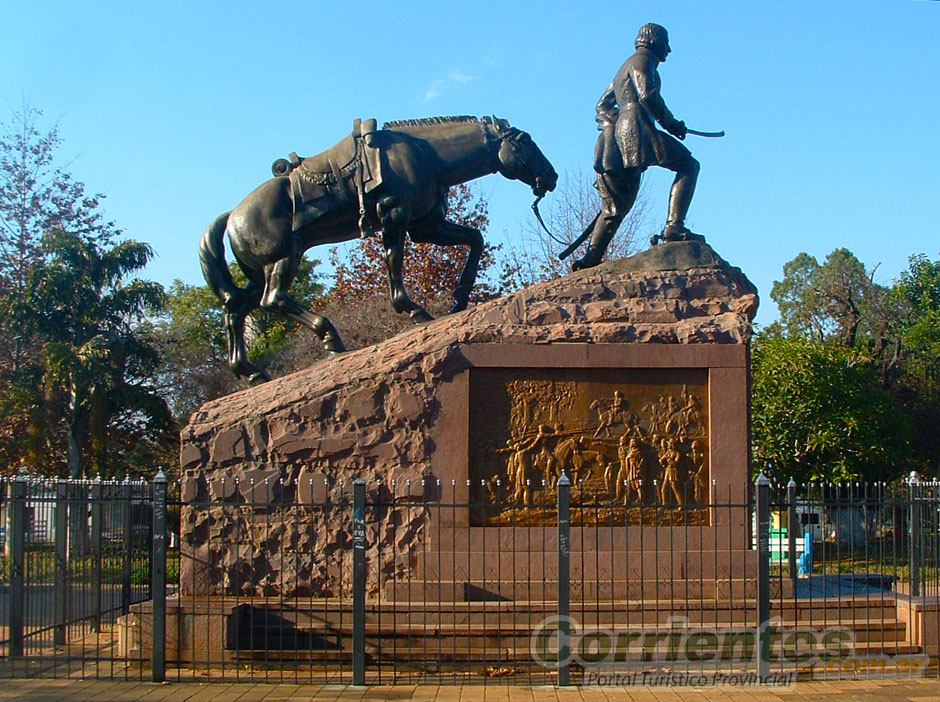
xmin=90 ymin=477 xmax=103 ymax=633
xmin=557 ymin=473 xmax=571 ymax=686
xmin=54 ymin=479 xmax=68 ymax=646
xmin=9 ymin=477 xmax=26 ymax=657
xmin=787 ymin=478 xmax=798 ymax=594
xmin=910 ymin=473 xmax=921 ymax=598
xmin=121 ymin=476 xmax=133 ymax=615
xmin=151 ymin=470 xmax=168 ymax=683
xmin=352 ymin=479 xmax=366 ymax=686
xmin=755 ymin=473 xmax=771 ymax=681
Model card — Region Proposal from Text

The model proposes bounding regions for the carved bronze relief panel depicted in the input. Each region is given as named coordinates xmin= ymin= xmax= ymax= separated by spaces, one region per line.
xmin=468 ymin=368 xmax=709 ymax=525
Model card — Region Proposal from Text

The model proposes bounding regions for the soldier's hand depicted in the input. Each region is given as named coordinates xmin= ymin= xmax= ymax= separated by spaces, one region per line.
xmin=671 ymin=120 xmax=688 ymax=140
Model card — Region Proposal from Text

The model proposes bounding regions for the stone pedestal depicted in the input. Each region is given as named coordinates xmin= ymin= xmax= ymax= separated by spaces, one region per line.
xmin=178 ymin=241 xmax=758 ymax=598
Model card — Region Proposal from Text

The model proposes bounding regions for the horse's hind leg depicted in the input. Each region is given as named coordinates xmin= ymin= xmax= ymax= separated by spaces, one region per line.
xmin=260 ymin=254 xmax=346 ymax=354
xmin=409 ymin=219 xmax=484 ymax=313
xmin=378 ymin=196 xmax=433 ymax=323
xmin=224 ymin=282 xmax=270 ymax=384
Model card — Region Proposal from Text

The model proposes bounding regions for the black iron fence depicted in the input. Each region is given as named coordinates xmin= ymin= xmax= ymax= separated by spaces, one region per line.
xmin=3 ymin=472 xmax=940 ymax=685
xmin=0 ymin=475 xmax=154 ymax=678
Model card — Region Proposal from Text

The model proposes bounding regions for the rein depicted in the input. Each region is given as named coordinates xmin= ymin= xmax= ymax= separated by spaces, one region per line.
xmin=532 ymin=195 xmax=569 ymax=246
xmin=483 ymin=120 xmax=565 ymax=246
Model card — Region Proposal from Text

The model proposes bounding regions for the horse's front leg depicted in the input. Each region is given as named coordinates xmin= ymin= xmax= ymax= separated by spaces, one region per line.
xmin=379 ymin=197 xmax=433 ymax=323
xmin=409 ymin=219 xmax=484 ymax=313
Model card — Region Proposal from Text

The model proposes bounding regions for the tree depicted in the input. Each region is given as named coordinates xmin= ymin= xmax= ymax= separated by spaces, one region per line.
xmin=769 ymin=248 xmax=902 ymax=353
xmin=0 ymin=104 xmax=128 ymax=472
xmin=20 ymin=229 xmax=172 ymax=478
xmin=751 ymin=336 xmax=911 ymax=484
xmin=895 ymin=253 xmax=940 ymax=380
xmin=148 ymin=280 xmax=233 ymax=424
xmin=769 ymin=248 xmax=908 ymax=390
xmin=500 ymin=168 xmax=653 ymax=290
xmin=0 ymin=104 xmax=171 ymax=477
xmin=153 ymin=257 xmax=325 ymax=423
xmin=887 ymin=253 xmax=940 ymax=471
xmin=331 ymin=183 xmax=495 ymax=308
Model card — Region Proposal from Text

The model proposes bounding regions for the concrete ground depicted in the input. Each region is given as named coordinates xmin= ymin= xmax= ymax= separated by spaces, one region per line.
xmin=2 ymin=679 xmax=940 ymax=702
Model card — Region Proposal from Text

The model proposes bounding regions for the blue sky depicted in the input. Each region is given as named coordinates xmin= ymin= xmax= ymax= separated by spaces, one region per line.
xmin=3 ymin=0 xmax=939 ymax=326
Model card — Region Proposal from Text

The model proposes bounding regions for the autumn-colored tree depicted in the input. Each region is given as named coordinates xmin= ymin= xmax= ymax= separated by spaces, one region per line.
xmin=331 ymin=183 xmax=497 ymax=307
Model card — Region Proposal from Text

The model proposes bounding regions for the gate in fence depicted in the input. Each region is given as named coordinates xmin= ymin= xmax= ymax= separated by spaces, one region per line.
xmin=2 ymin=473 xmax=940 ymax=684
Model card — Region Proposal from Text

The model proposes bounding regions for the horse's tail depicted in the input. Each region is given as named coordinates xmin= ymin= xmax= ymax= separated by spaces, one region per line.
xmin=198 ymin=211 xmax=242 ymax=309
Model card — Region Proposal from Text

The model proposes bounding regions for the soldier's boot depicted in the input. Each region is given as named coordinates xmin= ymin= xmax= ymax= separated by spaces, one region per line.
xmin=654 ymin=158 xmax=703 ymax=245
xmin=572 ymin=216 xmax=618 ymax=271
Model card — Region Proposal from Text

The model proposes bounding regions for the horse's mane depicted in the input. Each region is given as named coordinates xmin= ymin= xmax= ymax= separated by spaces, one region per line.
xmin=383 ymin=115 xmax=480 ymax=129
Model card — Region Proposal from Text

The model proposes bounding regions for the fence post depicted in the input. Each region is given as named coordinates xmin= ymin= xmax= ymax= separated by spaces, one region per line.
xmin=90 ymin=477 xmax=103 ymax=632
xmin=557 ymin=473 xmax=571 ymax=687
xmin=786 ymin=478 xmax=798 ymax=594
xmin=352 ymin=479 xmax=366 ymax=686
xmin=151 ymin=470 xmax=168 ymax=683
xmin=54 ymin=478 xmax=68 ymax=646
xmin=8 ymin=476 xmax=26 ymax=657
xmin=755 ymin=473 xmax=771 ymax=681
xmin=909 ymin=472 xmax=921 ymax=598
xmin=121 ymin=476 xmax=133 ymax=615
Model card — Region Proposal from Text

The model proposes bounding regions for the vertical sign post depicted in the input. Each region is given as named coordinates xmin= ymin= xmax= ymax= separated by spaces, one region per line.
xmin=353 ymin=479 xmax=366 ymax=686
xmin=557 ymin=473 xmax=571 ymax=686
xmin=755 ymin=473 xmax=771 ymax=682
xmin=54 ymin=479 xmax=68 ymax=646
xmin=151 ymin=470 xmax=168 ymax=683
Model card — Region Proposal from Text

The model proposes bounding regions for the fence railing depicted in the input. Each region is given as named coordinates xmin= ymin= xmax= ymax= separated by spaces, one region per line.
xmin=0 ymin=475 xmax=154 ymax=679
xmin=3 ymin=472 xmax=940 ymax=685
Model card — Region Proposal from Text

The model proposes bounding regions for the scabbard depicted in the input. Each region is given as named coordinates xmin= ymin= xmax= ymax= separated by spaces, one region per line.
xmin=559 ymin=211 xmax=601 ymax=260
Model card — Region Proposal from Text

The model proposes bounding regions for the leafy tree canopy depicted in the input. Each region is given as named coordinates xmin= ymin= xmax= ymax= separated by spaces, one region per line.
xmin=0 ymin=104 xmax=172 ymax=478
xmin=751 ymin=335 xmax=911 ymax=483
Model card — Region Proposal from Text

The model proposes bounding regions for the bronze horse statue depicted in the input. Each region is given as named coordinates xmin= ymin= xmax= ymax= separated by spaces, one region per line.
xmin=199 ymin=116 xmax=557 ymax=383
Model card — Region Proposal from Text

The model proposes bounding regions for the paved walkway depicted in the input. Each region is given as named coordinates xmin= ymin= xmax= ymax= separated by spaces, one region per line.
xmin=2 ymin=679 xmax=940 ymax=702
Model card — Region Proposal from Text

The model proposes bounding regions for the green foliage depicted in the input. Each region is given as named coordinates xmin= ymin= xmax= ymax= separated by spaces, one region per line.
xmin=751 ymin=336 xmax=911 ymax=483
xmin=760 ymin=247 xmax=940 ymax=480
xmin=153 ymin=257 xmax=324 ymax=424
xmin=25 ymin=229 xmax=173 ymax=478
xmin=895 ymin=253 xmax=940 ymax=382
xmin=150 ymin=278 xmax=233 ymax=422
xmin=0 ymin=104 xmax=172 ymax=478
xmin=770 ymin=248 xmax=887 ymax=348
xmin=235 ymin=256 xmax=325 ymax=357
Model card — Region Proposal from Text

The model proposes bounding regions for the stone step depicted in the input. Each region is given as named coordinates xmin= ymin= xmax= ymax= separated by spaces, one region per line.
xmin=415 ymin=549 xmax=759 ymax=581
xmin=424 ymin=524 xmax=751 ymax=551
xmin=227 ymin=595 xmax=900 ymax=631
xmin=268 ymin=640 xmax=921 ymax=663
xmin=386 ymin=578 xmax=781 ymax=602
xmin=250 ymin=617 xmax=907 ymax=646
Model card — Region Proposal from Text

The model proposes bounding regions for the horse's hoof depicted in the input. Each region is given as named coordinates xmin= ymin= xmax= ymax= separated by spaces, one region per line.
xmin=410 ymin=309 xmax=434 ymax=324
xmin=324 ymin=338 xmax=347 ymax=354
xmin=248 ymin=371 xmax=271 ymax=385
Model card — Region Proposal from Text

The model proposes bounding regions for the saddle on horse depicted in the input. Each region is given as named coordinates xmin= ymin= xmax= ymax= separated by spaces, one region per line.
xmin=271 ymin=119 xmax=384 ymax=236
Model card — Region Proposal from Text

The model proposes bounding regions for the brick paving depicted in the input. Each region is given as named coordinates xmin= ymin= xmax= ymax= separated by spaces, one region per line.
xmin=2 ymin=679 xmax=940 ymax=702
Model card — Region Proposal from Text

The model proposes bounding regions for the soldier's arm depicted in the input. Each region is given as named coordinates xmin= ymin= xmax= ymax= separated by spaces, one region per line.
xmin=595 ymin=83 xmax=619 ymax=126
xmin=633 ymin=64 xmax=686 ymax=138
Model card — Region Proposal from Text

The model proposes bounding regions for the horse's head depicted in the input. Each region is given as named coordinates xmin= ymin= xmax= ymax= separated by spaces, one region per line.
xmin=486 ymin=117 xmax=558 ymax=197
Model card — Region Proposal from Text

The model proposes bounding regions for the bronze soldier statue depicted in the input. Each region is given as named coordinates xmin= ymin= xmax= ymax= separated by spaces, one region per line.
xmin=573 ymin=23 xmax=703 ymax=271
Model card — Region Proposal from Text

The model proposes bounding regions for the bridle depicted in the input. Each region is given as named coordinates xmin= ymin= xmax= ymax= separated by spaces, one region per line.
xmin=481 ymin=117 xmax=561 ymax=244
